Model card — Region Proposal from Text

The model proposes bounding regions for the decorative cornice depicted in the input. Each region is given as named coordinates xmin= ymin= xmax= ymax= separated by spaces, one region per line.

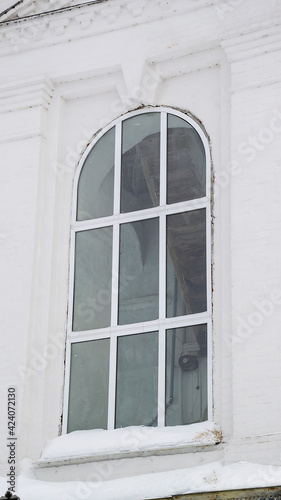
xmin=0 ymin=0 xmax=216 ymax=56
xmin=0 ymin=0 xmax=100 ymax=22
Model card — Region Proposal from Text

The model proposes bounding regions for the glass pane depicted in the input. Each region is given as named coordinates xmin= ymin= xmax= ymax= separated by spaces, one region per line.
xmin=115 ymin=331 xmax=158 ymax=428
xmin=68 ymin=338 xmax=110 ymax=432
xmin=166 ymin=209 xmax=206 ymax=317
xmin=77 ymin=127 xmax=115 ymax=220
xmin=167 ymin=114 xmax=205 ymax=204
xmin=118 ymin=218 xmax=159 ymax=325
xmin=121 ymin=113 xmax=160 ymax=213
xmin=166 ymin=325 xmax=207 ymax=426
xmin=73 ymin=227 xmax=113 ymax=331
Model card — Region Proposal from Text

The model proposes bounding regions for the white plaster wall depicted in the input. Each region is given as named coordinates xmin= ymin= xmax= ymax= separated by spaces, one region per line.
xmin=0 ymin=0 xmax=281 ymax=484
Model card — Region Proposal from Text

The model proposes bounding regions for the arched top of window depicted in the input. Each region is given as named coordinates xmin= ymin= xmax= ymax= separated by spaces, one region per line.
xmin=74 ymin=108 xmax=209 ymax=222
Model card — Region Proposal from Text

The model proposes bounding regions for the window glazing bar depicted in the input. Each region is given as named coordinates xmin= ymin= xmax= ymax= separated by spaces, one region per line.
xmin=107 ymin=333 xmax=117 ymax=430
xmin=72 ymin=197 xmax=209 ymax=231
xmin=158 ymin=325 xmax=166 ymax=427
xmin=160 ymin=112 xmax=167 ymax=207
xmin=69 ymin=311 xmax=211 ymax=340
xmin=113 ymin=122 xmax=121 ymax=216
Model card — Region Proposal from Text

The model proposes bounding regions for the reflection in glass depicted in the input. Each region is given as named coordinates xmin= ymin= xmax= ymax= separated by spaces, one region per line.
xmin=121 ymin=113 xmax=160 ymax=213
xmin=77 ymin=127 xmax=115 ymax=221
xmin=166 ymin=209 xmax=206 ymax=317
xmin=68 ymin=339 xmax=110 ymax=432
xmin=73 ymin=227 xmax=113 ymax=331
xmin=166 ymin=325 xmax=207 ymax=426
xmin=167 ymin=114 xmax=206 ymax=205
xmin=115 ymin=331 xmax=158 ymax=428
xmin=118 ymin=218 xmax=159 ymax=325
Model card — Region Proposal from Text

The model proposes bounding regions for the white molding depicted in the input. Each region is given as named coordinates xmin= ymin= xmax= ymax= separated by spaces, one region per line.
xmin=147 ymin=45 xmax=221 ymax=80
xmin=221 ymin=23 xmax=281 ymax=63
xmin=0 ymin=77 xmax=53 ymax=113
xmin=0 ymin=130 xmax=46 ymax=143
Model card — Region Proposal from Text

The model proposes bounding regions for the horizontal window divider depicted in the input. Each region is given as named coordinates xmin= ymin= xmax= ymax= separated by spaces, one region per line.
xmin=160 ymin=197 xmax=208 ymax=213
xmin=72 ymin=198 xmax=209 ymax=231
xmin=68 ymin=312 xmax=211 ymax=342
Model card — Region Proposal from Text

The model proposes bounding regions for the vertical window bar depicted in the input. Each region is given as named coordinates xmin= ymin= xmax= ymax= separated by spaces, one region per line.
xmin=68 ymin=229 xmax=76 ymax=333
xmin=158 ymin=215 xmax=166 ymax=426
xmin=159 ymin=111 xmax=167 ymax=321
xmin=111 ymin=224 xmax=120 ymax=327
xmin=160 ymin=112 xmax=167 ymax=207
xmin=114 ymin=122 xmax=122 ymax=215
xmin=158 ymin=111 xmax=167 ymax=427
xmin=159 ymin=215 xmax=166 ymax=320
xmin=108 ymin=122 xmax=122 ymax=429
xmin=158 ymin=325 xmax=166 ymax=427
xmin=111 ymin=122 xmax=122 ymax=326
xmin=107 ymin=333 xmax=117 ymax=430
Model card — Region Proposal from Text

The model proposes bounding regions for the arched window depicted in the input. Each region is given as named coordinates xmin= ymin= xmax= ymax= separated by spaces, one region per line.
xmin=63 ymin=108 xmax=211 ymax=433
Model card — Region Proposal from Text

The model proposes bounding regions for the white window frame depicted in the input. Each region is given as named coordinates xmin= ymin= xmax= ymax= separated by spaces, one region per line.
xmin=62 ymin=106 xmax=212 ymax=434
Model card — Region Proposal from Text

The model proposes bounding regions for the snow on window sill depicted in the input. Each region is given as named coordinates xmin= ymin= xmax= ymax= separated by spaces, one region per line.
xmin=36 ymin=422 xmax=222 ymax=468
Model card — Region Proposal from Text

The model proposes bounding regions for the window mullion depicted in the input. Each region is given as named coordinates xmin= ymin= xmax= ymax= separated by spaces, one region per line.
xmin=68 ymin=229 xmax=76 ymax=334
xmin=107 ymin=333 xmax=117 ymax=430
xmin=108 ymin=122 xmax=122 ymax=430
xmin=159 ymin=111 xmax=167 ymax=321
xmin=114 ymin=121 xmax=122 ymax=215
xmin=158 ymin=325 xmax=166 ymax=427
xmin=158 ymin=112 xmax=167 ymax=427
xmin=160 ymin=112 xmax=167 ymax=207
xmin=158 ymin=215 xmax=166 ymax=427
xmin=111 ymin=223 xmax=120 ymax=327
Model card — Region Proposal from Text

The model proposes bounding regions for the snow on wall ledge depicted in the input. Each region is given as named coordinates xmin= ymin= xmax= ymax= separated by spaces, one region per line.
xmin=5 ymin=459 xmax=281 ymax=500
xmin=37 ymin=422 xmax=222 ymax=467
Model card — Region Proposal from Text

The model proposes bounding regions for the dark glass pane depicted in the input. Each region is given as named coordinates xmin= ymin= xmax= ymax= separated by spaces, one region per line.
xmin=115 ymin=331 xmax=158 ymax=428
xmin=68 ymin=339 xmax=110 ymax=432
xmin=121 ymin=113 xmax=160 ymax=213
xmin=166 ymin=325 xmax=208 ymax=426
xmin=167 ymin=114 xmax=205 ymax=204
xmin=73 ymin=227 xmax=113 ymax=331
xmin=166 ymin=209 xmax=206 ymax=317
xmin=77 ymin=127 xmax=115 ymax=220
xmin=118 ymin=218 xmax=159 ymax=325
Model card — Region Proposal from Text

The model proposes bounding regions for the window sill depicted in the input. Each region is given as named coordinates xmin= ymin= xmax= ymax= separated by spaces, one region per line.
xmin=37 ymin=422 xmax=222 ymax=468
